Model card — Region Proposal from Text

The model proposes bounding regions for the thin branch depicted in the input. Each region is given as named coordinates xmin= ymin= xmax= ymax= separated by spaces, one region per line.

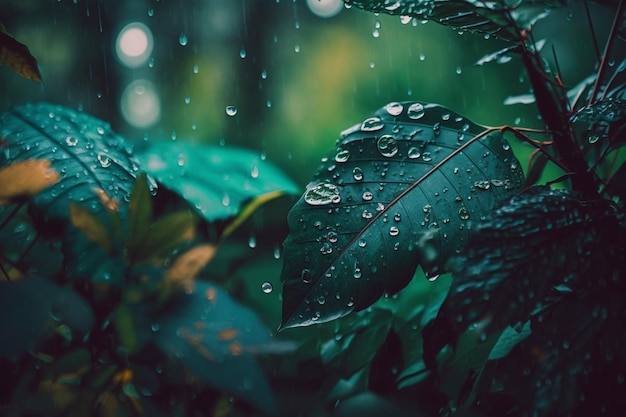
xmin=583 ymin=0 xmax=602 ymax=63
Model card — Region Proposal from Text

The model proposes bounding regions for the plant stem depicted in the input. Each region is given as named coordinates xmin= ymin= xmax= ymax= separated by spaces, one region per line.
xmin=590 ymin=0 xmax=625 ymax=103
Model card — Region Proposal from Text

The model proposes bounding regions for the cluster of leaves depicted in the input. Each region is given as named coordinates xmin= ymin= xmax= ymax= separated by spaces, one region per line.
xmin=279 ymin=0 xmax=626 ymax=416
xmin=0 ymin=102 xmax=300 ymax=416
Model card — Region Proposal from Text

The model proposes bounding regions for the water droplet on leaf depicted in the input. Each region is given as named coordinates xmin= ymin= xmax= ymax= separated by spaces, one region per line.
xmin=304 ymin=183 xmax=341 ymax=206
xmin=261 ymin=282 xmax=273 ymax=294
xmin=385 ymin=102 xmax=404 ymax=116
xmin=407 ymin=102 xmax=425 ymax=119
xmin=361 ymin=117 xmax=384 ymax=132
xmin=225 ymin=105 xmax=238 ymax=116
xmin=377 ymin=135 xmax=399 ymax=157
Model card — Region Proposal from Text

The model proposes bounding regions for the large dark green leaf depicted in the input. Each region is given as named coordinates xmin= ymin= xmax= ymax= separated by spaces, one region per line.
xmin=344 ymin=0 xmax=561 ymax=41
xmin=0 ymin=103 xmax=141 ymax=233
xmin=135 ymin=141 xmax=299 ymax=224
xmin=150 ymin=281 xmax=291 ymax=416
xmin=0 ymin=276 xmax=94 ymax=357
xmin=280 ymin=101 xmax=524 ymax=329
xmin=422 ymin=188 xmax=623 ymax=369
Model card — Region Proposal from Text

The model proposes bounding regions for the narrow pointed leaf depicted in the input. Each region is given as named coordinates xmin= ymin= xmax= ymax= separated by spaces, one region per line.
xmin=0 ymin=23 xmax=42 ymax=81
xmin=136 ymin=141 xmax=300 ymax=223
xmin=69 ymin=203 xmax=112 ymax=252
xmin=0 ymin=103 xmax=141 ymax=233
xmin=131 ymin=210 xmax=196 ymax=262
xmin=280 ymin=101 xmax=524 ymax=329
xmin=127 ymin=173 xmax=153 ymax=255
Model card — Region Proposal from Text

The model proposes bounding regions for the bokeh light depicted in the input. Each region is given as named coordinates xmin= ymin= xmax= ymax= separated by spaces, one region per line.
xmin=115 ymin=22 xmax=153 ymax=68
xmin=306 ymin=0 xmax=343 ymax=18
xmin=120 ymin=79 xmax=160 ymax=128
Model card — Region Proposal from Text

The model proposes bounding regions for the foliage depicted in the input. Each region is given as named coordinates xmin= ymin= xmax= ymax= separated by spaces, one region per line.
xmin=2 ymin=1 xmax=626 ymax=417
xmin=279 ymin=1 xmax=626 ymax=416
xmin=0 ymin=103 xmax=299 ymax=416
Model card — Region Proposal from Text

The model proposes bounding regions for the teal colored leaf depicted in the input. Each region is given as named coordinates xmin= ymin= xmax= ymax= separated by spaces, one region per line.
xmin=0 ymin=276 xmax=94 ymax=357
xmin=150 ymin=281 xmax=292 ymax=416
xmin=0 ymin=103 xmax=141 ymax=233
xmin=280 ymin=101 xmax=524 ymax=329
xmin=136 ymin=141 xmax=300 ymax=223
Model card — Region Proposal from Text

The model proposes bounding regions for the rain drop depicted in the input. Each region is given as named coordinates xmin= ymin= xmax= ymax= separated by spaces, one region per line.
xmin=358 ymin=238 xmax=367 ymax=248
xmin=362 ymin=191 xmax=373 ymax=201
xmin=65 ymin=136 xmax=78 ymax=147
xmin=400 ymin=15 xmax=412 ymax=24
xmin=362 ymin=209 xmax=373 ymax=219
xmin=225 ymin=105 xmax=238 ymax=116
xmin=304 ymin=183 xmax=341 ymax=206
xmin=456 ymin=65 xmax=462 ymax=74
xmin=422 ymin=152 xmax=432 ymax=162
xmin=474 ymin=180 xmax=491 ymax=190
xmin=353 ymin=262 xmax=362 ymax=279
xmin=97 ymin=154 xmax=112 ymax=168
xmin=458 ymin=207 xmax=470 ymax=220
xmin=261 ymin=282 xmax=273 ymax=294
xmin=385 ymin=102 xmax=404 ymax=116
xmin=361 ymin=117 xmax=384 ymax=132
xmin=96 ymin=126 xmax=105 ymax=135
xmin=239 ymin=48 xmax=247 ymax=58
xmin=248 ymin=234 xmax=257 ymax=248
xmin=502 ymin=141 xmax=511 ymax=151
xmin=389 ymin=226 xmax=400 ymax=236
xmin=301 ymin=269 xmax=312 ymax=284
xmin=407 ymin=102 xmax=425 ymax=119
xmin=588 ymin=134 xmax=600 ymax=144
xmin=335 ymin=149 xmax=350 ymax=163
xmin=377 ymin=135 xmax=399 ymax=157
xmin=179 ymin=33 xmax=188 ymax=46
xmin=408 ymin=147 xmax=421 ymax=159
xmin=352 ymin=167 xmax=364 ymax=181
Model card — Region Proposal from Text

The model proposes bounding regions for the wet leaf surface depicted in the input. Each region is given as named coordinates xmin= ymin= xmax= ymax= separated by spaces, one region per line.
xmin=0 ymin=103 xmax=141 ymax=234
xmin=136 ymin=141 xmax=300 ymax=224
xmin=0 ymin=23 xmax=42 ymax=81
xmin=0 ymin=276 xmax=93 ymax=357
xmin=280 ymin=101 xmax=524 ymax=329
xmin=343 ymin=0 xmax=560 ymax=41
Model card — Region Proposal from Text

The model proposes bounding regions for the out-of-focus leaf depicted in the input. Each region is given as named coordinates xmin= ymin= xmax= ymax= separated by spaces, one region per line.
xmin=0 ymin=159 xmax=59 ymax=205
xmin=280 ymin=101 xmax=524 ymax=329
xmin=113 ymin=305 xmax=138 ymax=353
xmin=474 ymin=45 xmax=518 ymax=66
xmin=504 ymin=93 xmax=536 ymax=105
xmin=0 ymin=23 xmax=42 ymax=81
xmin=164 ymin=243 xmax=216 ymax=285
xmin=344 ymin=0 xmax=560 ymax=41
xmin=487 ymin=321 xmax=531 ymax=360
xmin=570 ymin=97 xmax=626 ymax=150
xmin=524 ymin=151 xmax=550 ymax=188
xmin=131 ymin=210 xmax=196 ymax=263
xmin=0 ymin=276 xmax=94 ymax=357
xmin=69 ymin=203 xmax=112 ymax=252
xmin=0 ymin=103 xmax=141 ymax=234
xmin=127 ymin=173 xmax=153 ymax=256
xmin=136 ymin=141 xmax=300 ymax=225
xmin=423 ymin=188 xmax=623 ymax=369
xmin=151 ymin=281 xmax=292 ymax=416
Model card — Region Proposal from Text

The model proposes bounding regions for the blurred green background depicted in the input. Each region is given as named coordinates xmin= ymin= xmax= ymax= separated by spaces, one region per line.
xmin=1 ymin=0 xmax=611 ymax=187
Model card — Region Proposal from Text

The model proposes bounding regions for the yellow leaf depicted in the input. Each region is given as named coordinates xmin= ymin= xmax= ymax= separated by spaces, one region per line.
xmin=164 ymin=244 xmax=216 ymax=285
xmin=69 ymin=204 xmax=112 ymax=252
xmin=0 ymin=23 xmax=42 ymax=81
xmin=0 ymin=159 xmax=59 ymax=205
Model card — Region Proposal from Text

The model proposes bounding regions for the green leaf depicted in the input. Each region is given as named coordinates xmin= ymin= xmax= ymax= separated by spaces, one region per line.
xmin=131 ymin=210 xmax=196 ymax=263
xmin=280 ymin=101 xmax=524 ymax=329
xmin=0 ymin=103 xmax=141 ymax=234
xmin=69 ymin=203 xmax=112 ymax=253
xmin=0 ymin=276 xmax=94 ymax=357
xmin=127 ymin=173 xmax=153 ymax=257
xmin=136 ymin=141 xmax=300 ymax=224
xmin=422 ymin=188 xmax=622 ymax=369
xmin=150 ymin=281 xmax=291 ymax=416
xmin=343 ymin=0 xmax=559 ymax=41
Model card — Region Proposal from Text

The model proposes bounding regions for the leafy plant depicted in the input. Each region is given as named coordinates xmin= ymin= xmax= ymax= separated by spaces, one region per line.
xmin=280 ymin=0 xmax=626 ymax=416
xmin=0 ymin=103 xmax=299 ymax=416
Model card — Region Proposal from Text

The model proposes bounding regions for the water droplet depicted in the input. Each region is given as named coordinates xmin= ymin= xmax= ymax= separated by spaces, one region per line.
xmin=317 ymin=296 xmax=326 ymax=305
xmin=248 ymin=234 xmax=257 ymax=248
xmin=422 ymin=152 xmax=432 ymax=162
xmin=353 ymin=262 xmax=362 ymax=279
xmin=358 ymin=238 xmax=367 ymax=248
xmin=184 ymin=96 xmax=191 ymax=104
xmin=474 ymin=180 xmax=491 ymax=190
xmin=335 ymin=149 xmax=350 ymax=163
xmin=294 ymin=44 xmax=301 ymax=53
xmin=456 ymin=65 xmax=462 ymax=74
xmin=97 ymin=154 xmax=112 ymax=168
xmin=222 ymin=193 xmax=230 ymax=206
xmin=65 ymin=136 xmax=78 ymax=147
xmin=408 ymin=147 xmax=421 ymax=159
xmin=362 ymin=191 xmax=373 ymax=201
xmin=239 ymin=48 xmax=247 ymax=58
xmin=301 ymin=269 xmax=312 ymax=284
xmin=304 ymin=183 xmax=341 ymax=206
xmin=427 ymin=272 xmax=439 ymax=281
xmin=400 ymin=15 xmax=412 ymax=24
xmin=389 ymin=226 xmax=400 ymax=236
xmin=261 ymin=282 xmax=273 ymax=294
xmin=588 ymin=134 xmax=599 ymax=144
xmin=361 ymin=117 xmax=384 ymax=132
xmin=193 ymin=64 xmax=199 ymax=74
xmin=96 ymin=126 xmax=105 ymax=135
xmin=261 ymin=70 xmax=268 ymax=79
xmin=394 ymin=213 xmax=401 ymax=222
xmin=377 ymin=135 xmax=399 ymax=157
xmin=151 ymin=323 xmax=160 ymax=332
xmin=433 ymin=122 xmax=441 ymax=136
xmin=407 ymin=102 xmax=425 ymax=119
xmin=225 ymin=105 xmax=238 ymax=116
xmin=458 ymin=207 xmax=470 ymax=220
xmin=502 ymin=141 xmax=511 ymax=151
xmin=352 ymin=167 xmax=364 ymax=181
xmin=362 ymin=209 xmax=373 ymax=219
xmin=419 ymin=52 xmax=426 ymax=61
xmin=441 ymin=113 xmax=451 ymax=121
xmin=327 ymin=231 xmax=338 ymax=243
xmin=179 ymin=33 xmax=188 ymax=46
xmin=320 ymin=242 xmax=333 ymax=255
xmin=273 ymin=245 xmax=281 ymax=259
xmin=251 ymin=165 xmax=259 ymax=178
xmin=385 ymin=102 xmax=404 ymax=116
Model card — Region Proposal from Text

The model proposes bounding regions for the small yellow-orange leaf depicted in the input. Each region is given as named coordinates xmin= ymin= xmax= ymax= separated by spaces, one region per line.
xmin=93 ymin=188 xmax=120 ymax=212
xmin=229 ymin=341 xmax=243 ymax=356
xmin=113 ymin=368 xmax=133 ymax=385
xmin=0 ymin=23 xmax=42 ymax=81
xmin=165 ymin=244 xmax=216 ymax=285
xmin=0 ymin=159 xmax=59 ymax=205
